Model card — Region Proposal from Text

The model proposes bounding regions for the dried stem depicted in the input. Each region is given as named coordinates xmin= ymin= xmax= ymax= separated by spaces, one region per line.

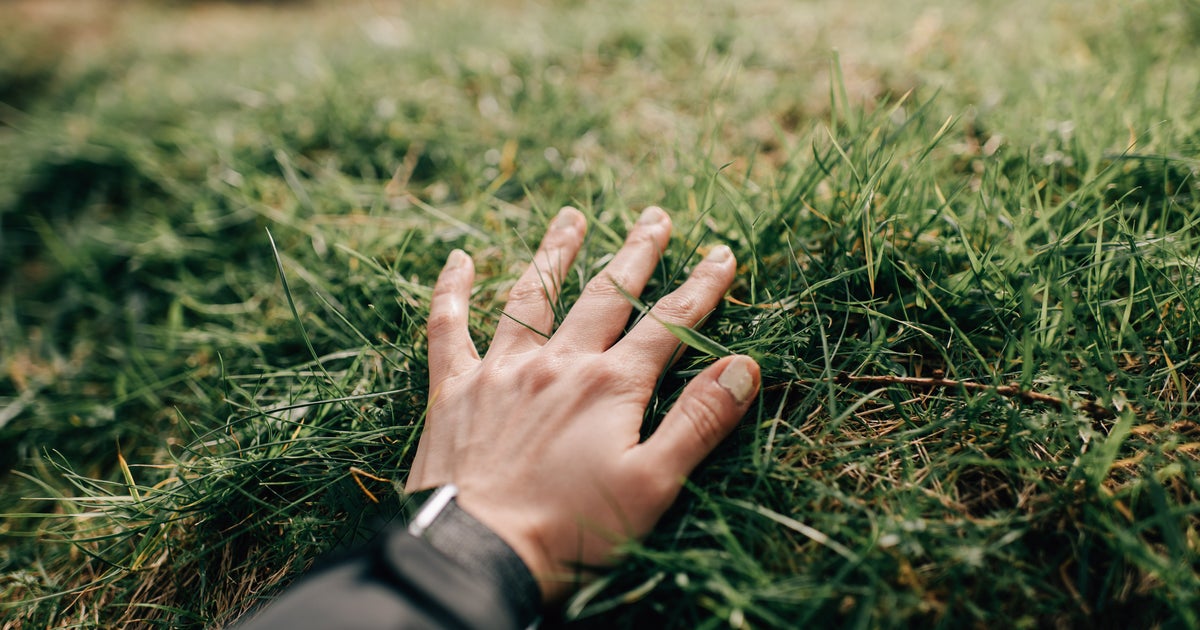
xmin=824 ymin=374 xmax=1117 ymax=420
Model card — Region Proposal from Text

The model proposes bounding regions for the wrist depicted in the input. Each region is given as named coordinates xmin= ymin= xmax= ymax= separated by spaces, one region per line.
xmin=453 ymin=492 xmax=575 ymax=603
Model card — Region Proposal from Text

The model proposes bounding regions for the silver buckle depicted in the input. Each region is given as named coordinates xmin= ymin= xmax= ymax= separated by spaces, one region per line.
xmin=407 ymin=484 xmax=459 ymax=537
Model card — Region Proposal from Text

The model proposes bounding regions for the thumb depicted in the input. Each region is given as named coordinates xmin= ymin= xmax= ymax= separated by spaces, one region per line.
xmin=638 ymin=354 xmax=760 ymax=478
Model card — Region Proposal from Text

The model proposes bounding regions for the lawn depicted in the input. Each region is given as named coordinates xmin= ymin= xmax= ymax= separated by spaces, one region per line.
xmin=2 ymin=0 xmax=1198 ymax=627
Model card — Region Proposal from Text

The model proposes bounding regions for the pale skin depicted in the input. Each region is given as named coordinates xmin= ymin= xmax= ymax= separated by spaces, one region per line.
xmin=405 ymin=205 xmax=761 ymax=602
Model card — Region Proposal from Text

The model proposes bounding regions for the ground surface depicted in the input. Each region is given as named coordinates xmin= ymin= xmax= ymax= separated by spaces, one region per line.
xmin=1 ymin=0 xmax=1198 ymax=627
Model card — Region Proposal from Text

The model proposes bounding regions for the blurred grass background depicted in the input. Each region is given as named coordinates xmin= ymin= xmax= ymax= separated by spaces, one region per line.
xmin=1 ymin=0 xmax=1198 ymax=627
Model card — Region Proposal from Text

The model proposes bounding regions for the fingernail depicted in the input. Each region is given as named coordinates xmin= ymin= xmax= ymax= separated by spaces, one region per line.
xmin=551 ymin=207 xmax=578 ymax=231
xmin=446 ymin=249 xmax=469 ymax=269
xmin=705 ymin=245 xmax=732 ymax=263
xmin=637 ymin=206 xmax=666 ymax=225
xmin=717 ymin=356 xmax=756 ymax=404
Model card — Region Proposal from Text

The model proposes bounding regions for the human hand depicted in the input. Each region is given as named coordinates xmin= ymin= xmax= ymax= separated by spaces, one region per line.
xmin=405 ymin=206 xmax=760 ymax=601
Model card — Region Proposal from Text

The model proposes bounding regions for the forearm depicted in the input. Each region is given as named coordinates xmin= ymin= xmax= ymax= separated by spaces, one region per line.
xmin=234 ymin=487 xmax=540 ymax=630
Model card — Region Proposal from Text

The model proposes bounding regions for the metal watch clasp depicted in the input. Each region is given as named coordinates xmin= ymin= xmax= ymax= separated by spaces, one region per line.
xmin=407 ymin=484 xmax=459 ymax=537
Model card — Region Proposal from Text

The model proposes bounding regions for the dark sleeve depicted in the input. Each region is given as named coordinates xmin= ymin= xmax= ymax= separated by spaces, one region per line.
xmin=234 ymin=495 xmax=541 ymax=630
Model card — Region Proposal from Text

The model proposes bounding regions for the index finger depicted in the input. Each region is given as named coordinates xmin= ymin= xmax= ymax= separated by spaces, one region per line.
xmin=426 ymin=249 xmax=480 ymax=387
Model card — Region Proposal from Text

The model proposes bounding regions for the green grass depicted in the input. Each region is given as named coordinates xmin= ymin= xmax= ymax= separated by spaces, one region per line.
xmin=2 ymin=0 xmax=1198 ymax=627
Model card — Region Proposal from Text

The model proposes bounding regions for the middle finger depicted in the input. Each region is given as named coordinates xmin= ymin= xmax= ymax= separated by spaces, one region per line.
xmin=548 ymin=206 xmax=672 ymax=353
xmin=486 ymin=207 xmax=587 ymax=357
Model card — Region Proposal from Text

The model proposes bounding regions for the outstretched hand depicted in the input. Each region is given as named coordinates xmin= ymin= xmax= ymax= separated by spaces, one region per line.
xmin=405 ymin=206 xmax=760 ymax=601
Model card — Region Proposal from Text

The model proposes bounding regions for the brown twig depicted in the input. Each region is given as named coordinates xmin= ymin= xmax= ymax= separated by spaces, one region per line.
xmin=349 ymin=466 xmax=392 ymax=504
xmin=831 ymin=373 xmax=1116 ymax=420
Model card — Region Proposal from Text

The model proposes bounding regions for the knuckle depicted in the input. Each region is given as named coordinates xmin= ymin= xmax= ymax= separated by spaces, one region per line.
xmin=505 ymin=278 xmax=551 ymax=305
xmin=512 ymin=356 xmax=563 ymax=394
xmin=651 ymin=293 xmax=701 ymax=323
xmin=426 ymin=309 xmax=461 ymax=337
xmin=432 ymin=277 xmax=462 ymax=299
xmin=693 ymin=260 xmax=729 ymax=282
xmin=588 ymin=360 xmax=631 ymax=388
xmin=682 ymin=391 xmax=729 ymax=448
xmin=584 ymin=273 xmax=629 ymax=300
xmin=558 ymin=357 xmax=639 ymax=394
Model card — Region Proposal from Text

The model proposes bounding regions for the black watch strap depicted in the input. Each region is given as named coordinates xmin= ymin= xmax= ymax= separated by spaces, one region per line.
xmin=404 ymin=485 xmax=541 ymax=629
